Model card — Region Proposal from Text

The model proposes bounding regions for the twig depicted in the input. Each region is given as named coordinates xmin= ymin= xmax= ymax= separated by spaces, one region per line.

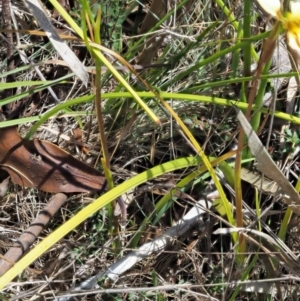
xmin=0 ymin=193 xmax=67 ymax=276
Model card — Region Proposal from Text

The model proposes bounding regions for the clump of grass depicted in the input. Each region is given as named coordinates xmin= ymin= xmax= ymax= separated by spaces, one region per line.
xmin=0 ymin=0 xmax=300 ymax=300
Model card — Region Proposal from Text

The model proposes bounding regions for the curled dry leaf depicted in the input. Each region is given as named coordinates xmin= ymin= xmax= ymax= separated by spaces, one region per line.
xmin=0 ymin=127 xmax=106 ymax=193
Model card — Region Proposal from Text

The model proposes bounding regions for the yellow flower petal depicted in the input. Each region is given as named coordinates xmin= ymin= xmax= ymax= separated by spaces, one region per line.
xmin=283 ymin=11 xmax=300 ymax=47
xmin=256 ymin=0 xmax=281 ymax=18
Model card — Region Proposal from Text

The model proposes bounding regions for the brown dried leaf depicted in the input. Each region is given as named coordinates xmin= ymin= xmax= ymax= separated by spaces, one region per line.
xmin=0 ymin=127 xmax=106 ymax=193
xmin=236 ymin=109 xmax=300 ymax=215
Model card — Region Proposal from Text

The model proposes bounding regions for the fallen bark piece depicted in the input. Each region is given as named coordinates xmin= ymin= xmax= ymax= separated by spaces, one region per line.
xmin=0 ymin=127 xmax=107 ymax=193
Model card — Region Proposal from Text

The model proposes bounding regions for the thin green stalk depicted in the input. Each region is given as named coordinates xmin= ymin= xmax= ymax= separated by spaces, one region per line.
xmin=91 ymin=6 xmax=119 ymax=238
xmin=186 ymin=71 xmax=299 ymax=92
xmin=160 ymin=31 xmax=270 ymax=90
xmin=231 ymin=21 xmax=243 ymax=79
xmin=229 ymin=254 xmax=259 ymax=300
xmin=215 ymin=0 xmax=258 ymax=62
xmin=251 ymin=56 xmax=273 ymax=132
xmin=21 ymin=91 xmax=300 ymax=139
xmin=243 ymin=0 xmax=252 ymax=77
xmin=278 ymin=179 xmax=300 ymax=241
xmin=235 ymin=0 xmax=252 ymax=263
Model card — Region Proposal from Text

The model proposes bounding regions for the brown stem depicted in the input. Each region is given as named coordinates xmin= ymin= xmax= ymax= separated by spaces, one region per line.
xmin=0 ymin=193 xmax=67 ymax=276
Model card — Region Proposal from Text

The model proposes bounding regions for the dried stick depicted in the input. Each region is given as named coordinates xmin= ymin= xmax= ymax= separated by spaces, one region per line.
xmin=0 ymin=193 xmax=67 ymax=276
